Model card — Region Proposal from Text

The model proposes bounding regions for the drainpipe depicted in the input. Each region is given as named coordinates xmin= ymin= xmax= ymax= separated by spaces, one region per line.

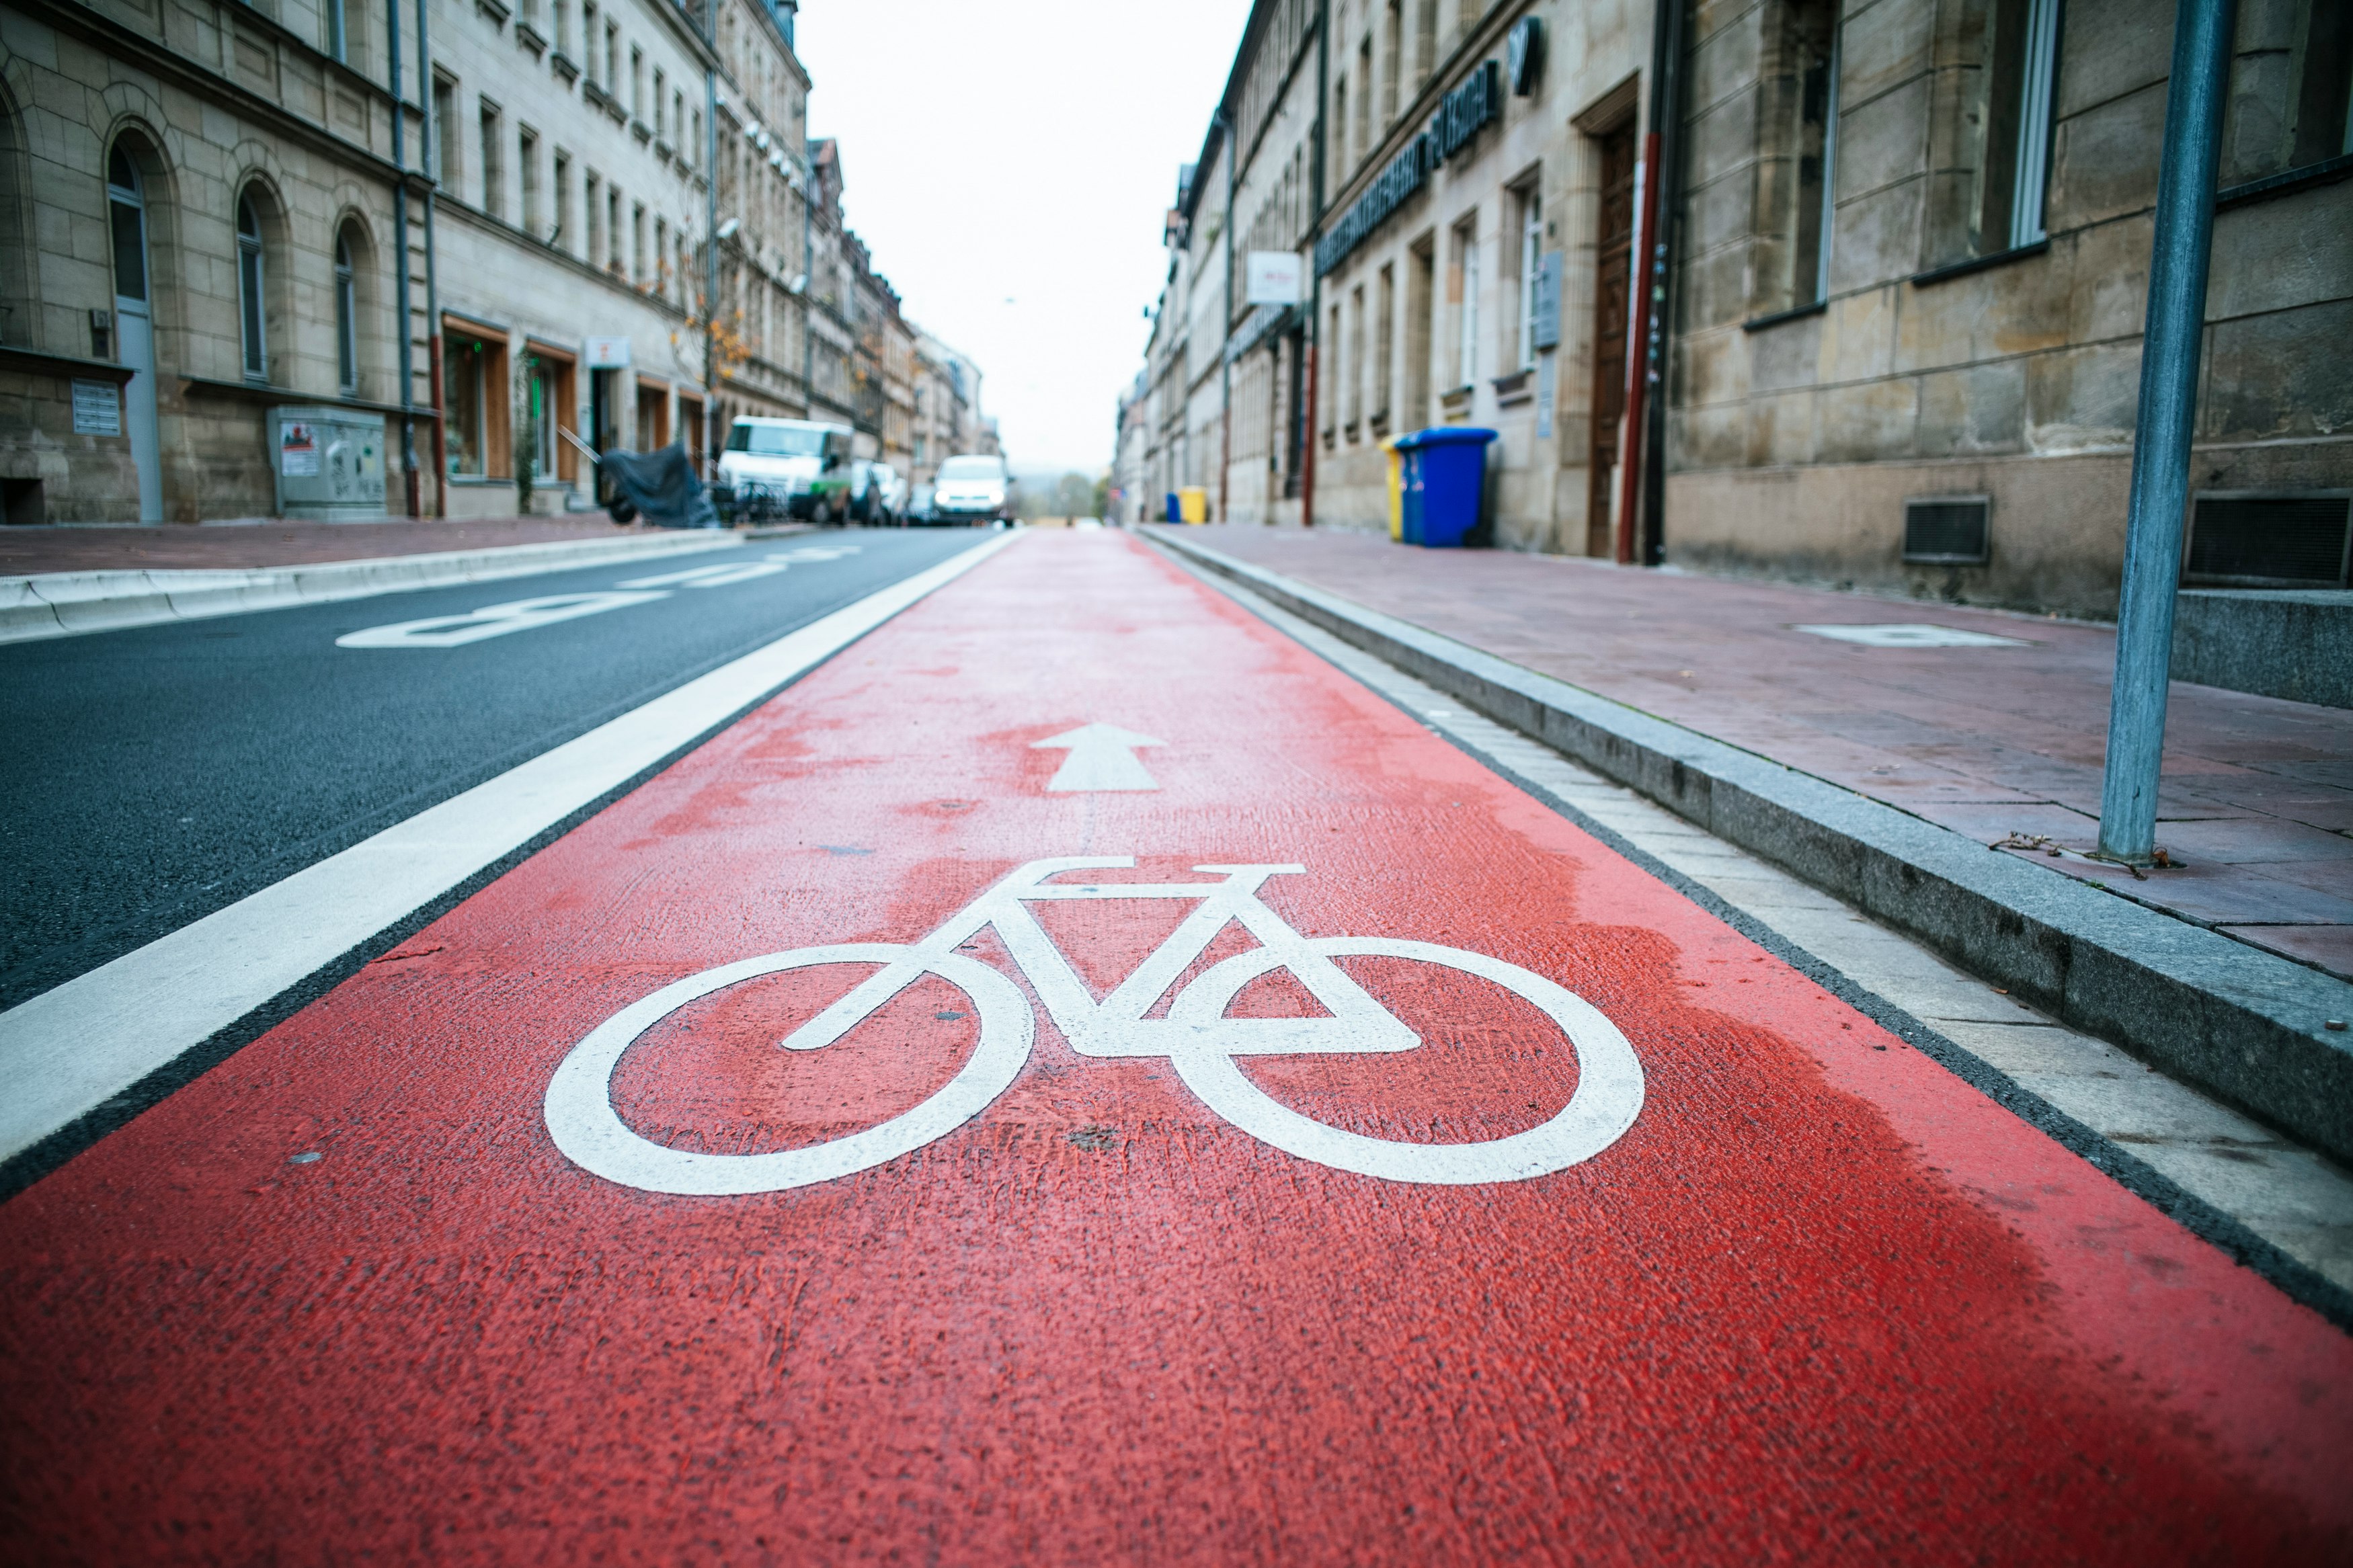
xmin=1632 ymin=0 xmax=1688 ymax=567
xmin=802 ymin=145 xmax=815 ymax=417
xmin=2097 ymin=0 xmax=2237 ymax=865
xmin=1218 ymin=108 xmax=1236 ymax=525
xmin=386 ymin=0 xmax=416 ymax=516
xmin=417 ymin=0 xmax=446 ymax=517
xmin=704 ymin=57 xmax=719 ymax=476
xmin=1301 ymin=0 xmax=1328 ymax=529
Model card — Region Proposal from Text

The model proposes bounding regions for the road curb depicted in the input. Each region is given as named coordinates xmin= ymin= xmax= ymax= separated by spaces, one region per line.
xmin=1148 ymin=528 xmax=2353 ymax=1165
xmin=0 ymin=530 xmax=764 ymax=644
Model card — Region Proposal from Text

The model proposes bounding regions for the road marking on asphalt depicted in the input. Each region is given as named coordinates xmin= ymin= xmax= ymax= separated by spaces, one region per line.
xmin=616 ymin=561 xmax=789 ymax=590
xmin=335 ymin=591 xmax=668 ymax=648
xmin=545 ymin=857 xmax=1644 ymax=1194
xmin=1031 ymin=722 xmax=1163 ymax=791
xmin=1793 ymin=622 xmax=2029 ymax=648
xmin=769 ymin=545 xmax=863 ymax=563
xmin=0 ymin=532 xmax=1022 ymax=1166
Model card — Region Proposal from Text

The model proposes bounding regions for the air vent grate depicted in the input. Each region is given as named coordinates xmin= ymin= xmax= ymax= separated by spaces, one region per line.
xmin=1903 ymin=497 xmax=1989 ymax=564
xmin=2184 ymin=495 xmax=2351 ymax=587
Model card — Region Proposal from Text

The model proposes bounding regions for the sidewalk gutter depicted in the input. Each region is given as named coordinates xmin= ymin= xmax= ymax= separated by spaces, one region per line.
xmin=0 ymin=529 xmax=789 ymax=644
xmin=1150 ymin=529 xmax=2353 ymax=1165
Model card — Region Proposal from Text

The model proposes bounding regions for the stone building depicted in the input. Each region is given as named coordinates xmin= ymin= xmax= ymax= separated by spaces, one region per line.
xmin=0 ymin=0 xmax=977 ymax=526
xmin=1126 ymin=0 xmax=2351 ymax=618
xmin=908 ymin=328 xmax=990 ymax=493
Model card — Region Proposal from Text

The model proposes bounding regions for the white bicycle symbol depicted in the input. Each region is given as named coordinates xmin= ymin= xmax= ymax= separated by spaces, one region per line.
xmin=545 ymin=858 xmax=1645 ymax=1193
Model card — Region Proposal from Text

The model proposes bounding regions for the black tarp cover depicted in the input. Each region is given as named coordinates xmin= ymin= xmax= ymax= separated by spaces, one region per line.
xmin=602 ymin=444 xmax=720 ymax=529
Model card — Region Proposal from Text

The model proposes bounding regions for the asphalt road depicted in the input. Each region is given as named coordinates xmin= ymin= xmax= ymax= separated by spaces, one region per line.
xmin=0 ymin=527 xmax=990 ymax=1011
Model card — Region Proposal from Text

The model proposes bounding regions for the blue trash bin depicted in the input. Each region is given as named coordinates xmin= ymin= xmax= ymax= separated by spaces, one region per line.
xmin=1392 ymin=427 xmax=1499 ymax=547
xmin=1164 ymin=492 xmax=1183 ymax=523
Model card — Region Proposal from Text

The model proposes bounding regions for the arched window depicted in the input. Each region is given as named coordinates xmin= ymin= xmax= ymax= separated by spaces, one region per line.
xmin=334 ymin=231 xmax=357 ymax=393
xmin=237 ymin=193 xmax=266 ymax=380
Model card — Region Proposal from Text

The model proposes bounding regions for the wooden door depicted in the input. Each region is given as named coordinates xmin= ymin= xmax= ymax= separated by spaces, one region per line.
xmin=1587 ymin=123 xmax=1638 ymax=558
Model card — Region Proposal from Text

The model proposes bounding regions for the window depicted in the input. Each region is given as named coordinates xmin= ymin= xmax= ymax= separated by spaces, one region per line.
xmin=607 ymin=185 xmax=622 ymax=272
xmin=1977 ymin=0 xmax=2060 ymax=253
xmin=553 ymin=0 xmax=569 ymax=56
xmin=528 ymin=358 xmax=556 ymax=481
xmin=690 ymin=109 xmax=702 ymax=167
xmin=2225 ymin=1 xmax=2353 ymax=185
xmin=1374 ymin=262 xmax=1394 ymax=423
xmin=1383 ymin=0 xmax=1402 ymax=124
xmin=654 ymin=216 xmax=668 ymax=296
xmin=1356 ymin=37 xmax=1373 ymax=157
xmin=674 ymin=89 xmax=686 ymax=150
xmin=1347 ymin=284 xmax=1365 ymax=434
xmin=631 ymin=47 xmax=644 ymax=121
xmin=605 ymin=23 xmax=620 ymax=99
xmin=447 ymin=339 xmax=484 ymax=475
xmin=434 ymin=77 xmax=458 ymax=191
xmin=585 ymin=171 xmax=602 ymax=259
xmin=519 ymin=130 xmax=539 ymax=234
xmin=333 ymin=230 xmax=357 ymax=393
xmin=1333 ymin=74 xmax=1348 ymax=173
xmin=1324 ymin=302 xmax=1341 ymax=437
xmin=325 ymin=0 xmax=346 ymax=62
xmin=1406 ymin=235 xmax=1434 ymax=425
xmin=108 ymin=145 xmax=147 ymax=309
xmin=555 ymin=153 xmax=573 ymax=249
xmin=632 ymin=202 xmax=646 ymax=283
xmin=237 ymin=194 xmax=266 ymax=380
xmin=653 ymin=69 xmax=666 ymax=136
xmin=580 ymin=2 xmax=595 ymax=76
xmin=480 ymin=101 xmax=504 ymax=218
xmin=1452 ymin=216 xmax=1479 ymax=390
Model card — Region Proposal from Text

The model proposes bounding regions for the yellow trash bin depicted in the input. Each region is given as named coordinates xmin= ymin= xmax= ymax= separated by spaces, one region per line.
xmin=1178 ymin=486 xmax=1209 ymax=524
xmin=1381 ymin=437 xmax=1405 ymax=540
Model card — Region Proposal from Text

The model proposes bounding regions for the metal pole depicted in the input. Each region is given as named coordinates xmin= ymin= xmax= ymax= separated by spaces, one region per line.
xmin=417 ymin=0 xmax=444 ymax=517
xmin=704 ymin=60 xmax=719 ymax=479
xmin=1300 ymin=0 xmax=1328 ymax=529
xmin=1633 ymin=0 xmax=1687 ymax=567
xmin=1218 ymin=108 xmax=1236 ymax=525
xmin=2096 ymin=0 xmax=2237 ymax=865
xmin=386 ymin=0 xmax=418 ymax=518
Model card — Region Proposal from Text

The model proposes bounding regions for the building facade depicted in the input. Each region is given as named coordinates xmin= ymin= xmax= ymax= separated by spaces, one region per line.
xmin=1125 ymin=0 xmax=2352 ymax=618
xmin=0 ymin=0 xmax=980 ymax=526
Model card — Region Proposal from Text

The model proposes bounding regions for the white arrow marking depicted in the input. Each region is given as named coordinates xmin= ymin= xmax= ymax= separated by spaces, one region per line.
xmin=1031 ymin=723 xmax=1164 ymax=792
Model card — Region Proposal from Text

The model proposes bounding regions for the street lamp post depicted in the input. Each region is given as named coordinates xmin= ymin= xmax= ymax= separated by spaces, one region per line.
xmin=2096 ymin=0 xmax=2238 ymax=865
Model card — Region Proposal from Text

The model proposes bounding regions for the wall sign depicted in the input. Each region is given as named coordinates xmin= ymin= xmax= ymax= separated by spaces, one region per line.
xmin=1244 ymin=250 xmax=1304 ymax=305
xmin=71 ymin=380 xmax=121 ymax=436
xmin=1532 ymin=251 xmax=1562 ymax=349
xmin=584 ymin=335 xmax=632 ymax=368
xmin=1316 ymin=60 xmax=1503 ymax=278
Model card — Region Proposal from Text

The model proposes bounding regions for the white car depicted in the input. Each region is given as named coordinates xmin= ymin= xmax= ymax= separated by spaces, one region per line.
xmin=928 ymin=454 xmax=1014 ymax=524
xmin=717 ymin=417 xmax=856 ymax=523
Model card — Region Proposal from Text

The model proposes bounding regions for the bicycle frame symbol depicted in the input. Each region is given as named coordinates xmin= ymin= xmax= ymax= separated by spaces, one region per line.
xmin=545 ymin=858 xmax=1645 ymax=1194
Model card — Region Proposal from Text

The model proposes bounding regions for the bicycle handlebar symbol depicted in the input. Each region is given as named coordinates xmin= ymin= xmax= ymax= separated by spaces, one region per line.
xmin=545 ymin=858 xmax=1646 ymax=1194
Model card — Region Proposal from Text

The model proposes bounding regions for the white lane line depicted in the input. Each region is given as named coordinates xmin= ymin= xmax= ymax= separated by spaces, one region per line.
xmin=337 ymin=591 xmax=670 ymax=648
xmin=615 ymin=561 xmax=787 ymax=590
xmin=0 ymin=532 xmax=1023 ymax=1164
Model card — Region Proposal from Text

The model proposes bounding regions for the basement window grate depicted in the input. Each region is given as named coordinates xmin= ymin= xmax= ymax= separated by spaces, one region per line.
xmin=2184 ymin=493 xmax=2352 ymax=587
xmin=1903 ymin=497 xmax=1990 ymax=564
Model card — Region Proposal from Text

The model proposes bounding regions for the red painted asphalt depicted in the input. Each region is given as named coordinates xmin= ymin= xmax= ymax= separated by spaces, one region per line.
xmin=3 ymin=532 xmax=2346 ymax=1563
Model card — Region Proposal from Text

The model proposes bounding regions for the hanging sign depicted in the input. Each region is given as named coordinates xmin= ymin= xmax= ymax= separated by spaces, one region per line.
xmin=1244 ymin=251 xmax=1304 ymax=305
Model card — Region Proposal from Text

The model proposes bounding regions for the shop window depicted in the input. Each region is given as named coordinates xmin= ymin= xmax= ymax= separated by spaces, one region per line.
xmin=444 ymin=327 xmax=512 ymax=478
xmin=1451 ymin=215 xmax=1479 ymax=393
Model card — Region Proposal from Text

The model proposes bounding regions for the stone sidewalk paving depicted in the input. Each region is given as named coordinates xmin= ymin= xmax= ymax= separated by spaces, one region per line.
xmin=0 ymin=517 xmax=655 ymax=576
xmin=1164 ymin=524 xmax=2353 ymax=981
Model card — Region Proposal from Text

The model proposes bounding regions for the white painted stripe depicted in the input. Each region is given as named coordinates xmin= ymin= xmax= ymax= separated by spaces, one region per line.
xmin=0 ymin=531 xmax=1021 ymax=1163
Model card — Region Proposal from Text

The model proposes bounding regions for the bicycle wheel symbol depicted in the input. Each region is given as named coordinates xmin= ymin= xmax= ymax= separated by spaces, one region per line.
xmin=544 ymin=860 xmax=1645 ymax=1194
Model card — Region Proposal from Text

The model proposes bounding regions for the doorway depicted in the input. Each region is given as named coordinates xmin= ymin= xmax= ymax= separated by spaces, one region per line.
xmin=590 ymin=367 xmax=618 ymax=501
xmin=107 ymin=144 xmax=162 ymax=522
xmin=1587 ymin=120 xmax=1637 ymax=558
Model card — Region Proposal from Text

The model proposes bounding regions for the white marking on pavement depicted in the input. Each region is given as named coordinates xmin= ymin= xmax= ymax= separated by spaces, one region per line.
xmin=1793 ymin=623 xmax=2028 ymax=648
xmin=616 ymin=561 xmax=788 ymax=589
xmin=0 ymin=532 xmax=1024 ymax=1165
xmin=1031 ymin=723 xmax=1163 ymax=792
xmin=768 ymin=545 xmax=862 ymax=563
xmin=335 ymin=591 xmax=668 ymax=647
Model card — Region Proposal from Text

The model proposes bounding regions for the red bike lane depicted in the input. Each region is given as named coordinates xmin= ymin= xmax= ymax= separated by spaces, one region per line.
xmin=3 ymin=531 xmax=2346 ymax=1563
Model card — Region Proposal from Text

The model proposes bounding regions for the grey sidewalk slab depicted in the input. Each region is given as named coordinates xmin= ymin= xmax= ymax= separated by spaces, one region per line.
xmin=1148 ymin=528 xmax=2353 ymax=1168
xmin=1156 ymin=524 xmax=2353 ymax=979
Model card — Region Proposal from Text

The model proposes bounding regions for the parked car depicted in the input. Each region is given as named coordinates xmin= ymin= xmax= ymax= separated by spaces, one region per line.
xmin=715 ymin=417 xmax=856 ymax=524
xmin=928 ymin=454 xmax=1016 ymax=524
xmin=908 ymin=481 xmax=936 ymax=524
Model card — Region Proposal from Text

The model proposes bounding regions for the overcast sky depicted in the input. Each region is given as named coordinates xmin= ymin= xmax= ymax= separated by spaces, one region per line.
xmin=795 ymin=1 xmax=1254 ymax=475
